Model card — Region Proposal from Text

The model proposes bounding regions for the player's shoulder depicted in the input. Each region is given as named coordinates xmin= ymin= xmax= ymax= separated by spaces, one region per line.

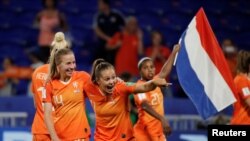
xmin=33 ymin=64 xmax=49 ymax=74
xmin=115 ymin=80 xmax=127 ymax=87
xmin=32 ymin=64 xmax=49 ymax=80
xmin=234 ymin=74 xmax=248 ymax=83
xmin=74 ymin=71 xmax=90 ymax=79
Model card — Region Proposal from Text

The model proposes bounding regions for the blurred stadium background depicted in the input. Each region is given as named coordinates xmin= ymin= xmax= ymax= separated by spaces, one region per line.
xmin=0 ymin=0 xmax=249 ymax=140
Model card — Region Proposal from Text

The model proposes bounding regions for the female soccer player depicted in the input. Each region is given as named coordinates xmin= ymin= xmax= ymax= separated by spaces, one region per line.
xmin=231 ymin=50 xmax=250 ymax=124
xmin=133 ymin=44 xmax=180 ymax=141
xmin=43 ymin=47 xmax=91 ymax=141
xmin=83 ymin=58 xmax=169 ymax=141
xmin=31 ymin=32 xmax=69 ymax=141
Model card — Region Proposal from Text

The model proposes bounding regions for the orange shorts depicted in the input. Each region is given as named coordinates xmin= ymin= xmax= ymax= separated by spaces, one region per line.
xmin=33 ymin=134 xmax=51 ymax=141
xmin=134 ymin=122 xmax=166 ymax=141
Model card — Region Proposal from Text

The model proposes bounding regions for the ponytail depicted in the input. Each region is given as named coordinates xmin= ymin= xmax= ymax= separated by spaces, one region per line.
xmin=91 ymin=58 xmax=114 ymax=83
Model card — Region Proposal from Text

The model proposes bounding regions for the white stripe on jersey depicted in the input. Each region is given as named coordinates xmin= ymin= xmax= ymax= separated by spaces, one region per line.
xmin=242 ymin=87 xmax=250 ymax=97
xmin=137 ymin=93 xmax=146 ymax=101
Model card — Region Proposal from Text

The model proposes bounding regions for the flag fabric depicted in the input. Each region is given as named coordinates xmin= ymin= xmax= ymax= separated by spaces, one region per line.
xmin=175 ymin=8 xmax=237 ymax=119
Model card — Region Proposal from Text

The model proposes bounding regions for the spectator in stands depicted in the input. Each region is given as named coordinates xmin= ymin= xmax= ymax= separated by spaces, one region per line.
xmin=146 ymin=31 xmax=173 ymax=97
xmin=0 ymin=57 xmax=18 ymax=96
xmin=133 ymin=44 xmax=180 ymax=141
xmin=230 ymin=50 xmax=250 ymax=124
xmin=145 ymin=31 xmax=171 ymax=75
xmin=221 ymin=38 xmax=238 ymax=78
xmin=43 ymin=47 xmax=91 ymax=141
xmin=34 ymin=0 xmax=68 ymax=63
xmin=31 ymin=32 xmax=69 ymax=140
xmin=83 ymin=58 xmax=168 ymax=141
xmin=0 ymin=57 xmax=33 ymax=96
xmin=107 ymin=16 xmax=143 ymax=77
xmin=93 ymin=0 xmax=125 ymax=65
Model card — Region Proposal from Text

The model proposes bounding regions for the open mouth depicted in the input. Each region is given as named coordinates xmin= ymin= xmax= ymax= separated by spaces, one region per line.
xmin=106 ymin=85 xmax=114 ymax=92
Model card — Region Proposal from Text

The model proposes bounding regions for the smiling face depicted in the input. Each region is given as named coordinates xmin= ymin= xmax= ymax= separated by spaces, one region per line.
xmin=96 ymin=68 xmax=117 ymax=95
xmin=140 ymin=60 xmax=155 ymax=81
xmin=56 ymin=52 xmax=76 ymax=81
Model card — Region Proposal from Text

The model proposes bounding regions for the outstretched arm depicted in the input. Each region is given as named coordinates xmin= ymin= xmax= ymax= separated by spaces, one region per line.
xmin=133 ymin=77 xmax=170 ymax=93
xmin=141 ymin=101 xmax=171 ymax=136
xmin=157 ymin=44 xmax=180 ymax=79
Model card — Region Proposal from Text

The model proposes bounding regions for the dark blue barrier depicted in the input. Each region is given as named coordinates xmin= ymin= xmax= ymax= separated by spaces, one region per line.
xmin=0 ymin=127 xmax=207 ymax=141
xmin=0 ymin=96 xmax=233 ymax=127
xmin=0 ymin=97 xmax=35 ymax=126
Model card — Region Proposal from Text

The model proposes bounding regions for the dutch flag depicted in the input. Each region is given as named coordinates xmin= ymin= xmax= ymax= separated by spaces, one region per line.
xmin=175 ymin=8 xmax=237 ymax=119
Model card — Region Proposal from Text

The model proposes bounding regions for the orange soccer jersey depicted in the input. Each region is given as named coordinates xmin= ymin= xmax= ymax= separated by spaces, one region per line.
xmin=133 ymin=80 xmax=165 ymax=141
xmin=84 ymin=80 xmax=135 ymax=141
xmin=31 ymin=64 xmax=49 ymax=135
xmin=231 ymin=74 xmax=250 ymax=124
xmin=43 ymin=71 xmax=91 ymax=140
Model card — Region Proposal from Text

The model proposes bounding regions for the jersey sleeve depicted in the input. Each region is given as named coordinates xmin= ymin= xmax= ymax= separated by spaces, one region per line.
xmin=118 ymin=81 xmax=136 ymax=95
xmin=81 ymin=71 xmax=91 ymax=84
xmin=43 ymin=82 xmax=52 ymax=103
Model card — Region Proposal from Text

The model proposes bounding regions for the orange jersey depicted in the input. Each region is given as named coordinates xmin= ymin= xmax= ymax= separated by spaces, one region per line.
xmin=31 ymin=64 xmax=49 ymax=134
xmin=84 ymin=80 xmax=135 ymax=141
xmin=43 ymin=71 xmax=91 ymax=140
xmin=133 ymin=80 xmax=164 ymax=137
xmin=231 ymin=74 xmax=250 ymax=124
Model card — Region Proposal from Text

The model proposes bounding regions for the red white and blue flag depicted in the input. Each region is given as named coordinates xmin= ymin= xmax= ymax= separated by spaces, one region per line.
xmin=176 ymin=8 xmax=237 ymax=119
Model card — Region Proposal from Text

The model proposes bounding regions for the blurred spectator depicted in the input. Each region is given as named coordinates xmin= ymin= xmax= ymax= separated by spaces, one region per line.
xmin=33 ymin=0 xmax=68 ymax=63
xmin=221 ymin=38 xmax=238 ymax=78
xmin=28 ymin=53 xmax=44 ymax=70
xmin=0 ymin=57 xmax=16 ymax=96
xmin=0 ymin=0 xmax=9 ymax=6
xmin=145 ymin=31 xmax=171 ymax=78
xmin=107 ymin=16 xmax=143 ymax=77
xmin=145 ymin=31 xmax=173 ymax=97
xmin=93 ymin=0 xmax=125 ymax=65
xmin=0 ymin=57 xmax=33 ymax=96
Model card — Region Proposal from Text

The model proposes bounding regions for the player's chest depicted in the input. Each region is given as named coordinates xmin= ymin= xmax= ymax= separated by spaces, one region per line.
xmin=91 ymin=95 xmax=127 ymax=116
xmin=52 ymin=81 xmax=84 ymax=105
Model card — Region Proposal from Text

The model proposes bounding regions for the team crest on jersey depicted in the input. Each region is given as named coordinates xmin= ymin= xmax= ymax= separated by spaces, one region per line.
xmin=73 ymin=82 xmax=80 ymax=94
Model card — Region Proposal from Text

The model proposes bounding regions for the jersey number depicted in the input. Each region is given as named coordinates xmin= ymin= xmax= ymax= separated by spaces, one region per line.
xmin=37 ymin=87 xmax=46 ymax=111
xmin=150 ymin=93 xmax=160 ymax=105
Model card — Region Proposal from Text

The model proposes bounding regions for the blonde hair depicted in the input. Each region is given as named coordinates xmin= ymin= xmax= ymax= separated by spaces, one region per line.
xmin=50 ymin=32 xmax=69 ymax=51
xmin=48 ymin=32 xmax=71 ymax=79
